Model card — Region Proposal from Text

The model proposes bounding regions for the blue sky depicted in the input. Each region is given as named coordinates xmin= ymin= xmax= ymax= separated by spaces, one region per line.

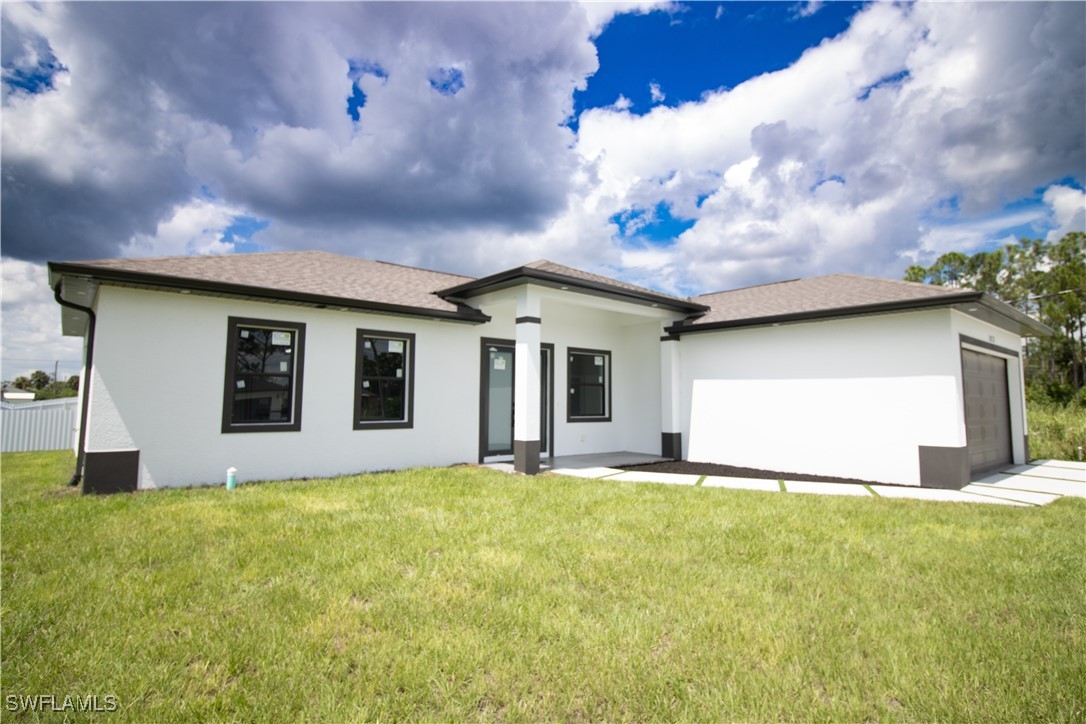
xmin=575 ymin=2 xmax=862 ymax=120
xmin=1 ymin=1 xmax=1084 ymax=381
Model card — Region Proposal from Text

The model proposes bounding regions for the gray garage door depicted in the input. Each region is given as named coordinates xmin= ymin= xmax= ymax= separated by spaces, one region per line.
xmin=962 ymin=348 xmax=1012 ymax=475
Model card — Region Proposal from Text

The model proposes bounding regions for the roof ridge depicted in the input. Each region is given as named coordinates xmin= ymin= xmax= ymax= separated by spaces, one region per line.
xmin=831 ymin=271 xmax=976 ymax=292
xmin=373 ymin=258 xmax=475 ymax=280
xmin=67 ymin=249 xmax=331 ymax=264
xmin=695 ymin=277 xmax=804 ymax=298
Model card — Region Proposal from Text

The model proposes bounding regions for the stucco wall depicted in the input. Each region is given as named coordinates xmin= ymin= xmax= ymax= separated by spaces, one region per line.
xmin=89 ymin=286 xmax=481 ymax=488
xmin=87 ymin=284 xmax=672 ymax=488
xmin=678 ymin=308 xmax=1017 ymax=486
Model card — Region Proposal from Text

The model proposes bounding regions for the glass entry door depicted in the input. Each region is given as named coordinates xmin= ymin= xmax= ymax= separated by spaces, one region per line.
xmin=480 ymin=340 xmax=552 ymax=460
xmin=485 ymin=344 xmax=515 ymax=456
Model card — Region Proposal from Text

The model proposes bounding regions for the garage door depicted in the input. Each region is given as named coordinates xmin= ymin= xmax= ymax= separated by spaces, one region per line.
xmin=961 ymin=348 xmax=1012 ymax=474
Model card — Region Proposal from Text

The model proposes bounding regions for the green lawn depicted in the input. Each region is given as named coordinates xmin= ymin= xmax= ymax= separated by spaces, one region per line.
xmin=3 ymin=451 xmax=1083 ymax=721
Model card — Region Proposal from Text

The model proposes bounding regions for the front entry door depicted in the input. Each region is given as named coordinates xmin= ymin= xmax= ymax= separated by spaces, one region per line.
xmin=480 ymin=340 xmax=552 ymax=461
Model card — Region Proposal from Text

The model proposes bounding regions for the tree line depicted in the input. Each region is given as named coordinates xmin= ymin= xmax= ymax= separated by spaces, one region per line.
xmin=6 ymin=371 xmax=80 ymax=400
xmin=904 ymin=231 xmax=1085 ymax=403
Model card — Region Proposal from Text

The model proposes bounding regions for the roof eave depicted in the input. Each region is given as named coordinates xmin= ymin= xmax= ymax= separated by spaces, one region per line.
xmin=47 ymin=261 xmax=492 ymax=325
xmin=970 ymin=294 xmax=1053 ymax=337
xmin=671 ymin=291 xmax=1053 ymax=337
xmin=438 ymin=266 xmax=709 ymax=314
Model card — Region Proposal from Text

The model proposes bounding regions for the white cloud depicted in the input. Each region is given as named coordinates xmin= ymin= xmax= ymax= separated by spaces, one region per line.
xmin=121 ymin=198 xmax=246 ymax=258
xmin=916 ymin=208 xmax=1049 ymax=258
xmin=792 ymin=2 xmax=823 ymax=20
xmin=0 ymin=259 xmax=83 ymax=381
xmin=580 ymin=0 xmax=676 ymax=37
xmin=567 ymin=1 xmax=1085 ymax=291
xmin=1042 ymin=184 xmax=1086 ymax=244
xmin=649 ymin=81 xmax=665 ymax=103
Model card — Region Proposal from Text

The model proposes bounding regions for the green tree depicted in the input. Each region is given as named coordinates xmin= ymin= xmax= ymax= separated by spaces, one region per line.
xmin=926 ymin=251 xmax=971 ymax=287
xmin=903 ymin=265 xmax=928 ymax=283
xmin=904 ymin=232 xmax=1086 ymax=400
xmin=29 ymin=370 xmax=51 ymax=390
xmin=1040 ymin=232 xmax=1086 ymax=389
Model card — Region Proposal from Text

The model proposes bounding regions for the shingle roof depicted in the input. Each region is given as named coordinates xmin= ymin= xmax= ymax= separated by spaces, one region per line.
xmin=50 ymin=251 xmax=482 ymax=320
xmin=522 ymin=260 xmax=695 ymax=305
xmin=50 ymin=253 xmax=1047 ymax=336
xmin=438 ymin=259 xmax=708 ymax=312
xmin=688 ymin=273 xmax=975 ymax=325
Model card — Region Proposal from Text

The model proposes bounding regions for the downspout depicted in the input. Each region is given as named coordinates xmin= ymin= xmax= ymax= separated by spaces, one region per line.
xmin=52 ymin=280 xmax=95 ymax=488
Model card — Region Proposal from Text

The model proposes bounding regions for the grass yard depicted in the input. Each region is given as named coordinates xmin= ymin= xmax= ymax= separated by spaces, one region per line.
xmin=2 ymin=451 xmax=1084 ymax=721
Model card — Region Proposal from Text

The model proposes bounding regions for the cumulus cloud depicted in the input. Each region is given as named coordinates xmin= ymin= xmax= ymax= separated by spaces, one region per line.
xmin=649 ymin=81 xmax=665 ymax=103
xmin=1 ymin=259 xmax=83 ymax=381
xmin=1042 ymin=185 xmax=1086 ymax=244
xmin=2 ymin=2 xmax=602 ymax=265
xmin=571 ymin=1 xmax=1085 ymax=291
xmin=121 ymin=198 xmax=248 ymax=258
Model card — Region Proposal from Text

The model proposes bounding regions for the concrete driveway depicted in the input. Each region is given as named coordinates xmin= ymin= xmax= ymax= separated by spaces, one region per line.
xmin=536 ymin=456 xmax=1085 ymax=507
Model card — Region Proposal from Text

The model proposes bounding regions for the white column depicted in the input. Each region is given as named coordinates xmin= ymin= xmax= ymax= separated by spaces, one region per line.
xmin=660 ymin=326 xmax=682 ymax=459
xmin=514 ymin=287 xmax=542 ymax=474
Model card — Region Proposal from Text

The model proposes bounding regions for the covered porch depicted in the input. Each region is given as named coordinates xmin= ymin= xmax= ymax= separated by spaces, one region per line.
xmin=438 ymin=261 xmax=707 ymax=475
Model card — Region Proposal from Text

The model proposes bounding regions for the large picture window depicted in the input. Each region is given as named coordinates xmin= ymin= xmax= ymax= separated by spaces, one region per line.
xmin=355 ymin=329 xmax=415 ymax=429
xmin=222 ymin=317 xmax=306 ymax=433
xmin=568 ymin=348 xmax=611 ymax=422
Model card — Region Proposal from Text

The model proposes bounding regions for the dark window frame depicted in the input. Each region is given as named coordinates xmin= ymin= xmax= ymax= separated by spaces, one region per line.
xmin=354 ymin=329 xmax=416 ymax=430
xmin=567 ymin=347 xmax=612 ymax=423
xmin=222 ymin=316 xmax=306 ymax=434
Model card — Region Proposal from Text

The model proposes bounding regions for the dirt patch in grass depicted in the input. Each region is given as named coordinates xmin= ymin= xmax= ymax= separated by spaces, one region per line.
xmin=620 ymin=460 xmax=884 ymax=486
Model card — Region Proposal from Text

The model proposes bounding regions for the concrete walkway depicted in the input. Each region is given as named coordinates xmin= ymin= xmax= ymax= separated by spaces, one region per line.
xmin=490 ymin=455 xmax=1085 ymax=507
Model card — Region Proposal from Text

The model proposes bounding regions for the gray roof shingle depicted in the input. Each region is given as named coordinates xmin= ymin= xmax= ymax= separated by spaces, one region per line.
xmin=52 ymin=251 xmax=477 ymax=317
xmin=53 ymin=253 xmax=1043 ymax=334
xmin=437 ymin=258 xmax=707 ymax=312
xmin=689 ymin=273 xmax=976 ymax=325
xmin=522 ymin=260 xmax=695 ymax=305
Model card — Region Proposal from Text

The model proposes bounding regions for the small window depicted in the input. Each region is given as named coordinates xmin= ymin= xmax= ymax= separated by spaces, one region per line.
xmin=355 ymin=330 xmax=415 ymax=429
xmin=222 ymin=317 xmax=305 ymax=433
xmin=568 ymin=348 xmax=611 ymax=422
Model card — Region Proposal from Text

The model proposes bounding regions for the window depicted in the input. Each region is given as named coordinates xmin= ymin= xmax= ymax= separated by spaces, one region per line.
xmin=222 ymin=317 xmax=305 ymax=433
xmin=355 ymin=329 xmax=415 ymax=429
xmin=568 ymin=348 xmax=611 ymax=422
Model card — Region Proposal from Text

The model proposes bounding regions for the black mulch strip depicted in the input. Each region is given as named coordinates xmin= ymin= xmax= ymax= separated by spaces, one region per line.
xmin=619 ymin=460 xmax=884 ymax=487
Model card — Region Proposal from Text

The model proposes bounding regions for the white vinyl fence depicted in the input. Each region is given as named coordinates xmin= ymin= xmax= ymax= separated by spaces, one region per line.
xmin=1 ymin=398 xmax=79 ymax=453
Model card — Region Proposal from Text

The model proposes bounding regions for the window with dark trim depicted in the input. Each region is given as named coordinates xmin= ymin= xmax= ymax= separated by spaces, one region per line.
xmin=568 ymin=347 xmax=611 ymax=422
xmin=355 ymin=329 xmax=415 ymax=429
xmin=222 ymin=317 xmax=305 ymax=433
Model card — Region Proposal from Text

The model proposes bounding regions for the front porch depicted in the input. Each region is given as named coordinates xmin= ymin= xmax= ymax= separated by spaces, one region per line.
xmin=451 ymin=268 xmax=703 ymax=476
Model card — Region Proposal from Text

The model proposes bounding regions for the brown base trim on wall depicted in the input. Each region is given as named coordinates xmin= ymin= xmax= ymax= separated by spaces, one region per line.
xmin=918 ymin=445 xmax=970 ymax=489
xmin=661 ymin=432 xmax=682 ymax=460
xmin=514 ymin=439 xmax=541 ymax=475
xmin=83 ymin=450 xmax=140 ymax=495
xmin=1023 ymin=434 xmax=1030 ymax=463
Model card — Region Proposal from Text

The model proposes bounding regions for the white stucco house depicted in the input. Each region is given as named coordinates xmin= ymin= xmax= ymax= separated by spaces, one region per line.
xmin=47 ymin=251 xmax=1048 ymax=494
